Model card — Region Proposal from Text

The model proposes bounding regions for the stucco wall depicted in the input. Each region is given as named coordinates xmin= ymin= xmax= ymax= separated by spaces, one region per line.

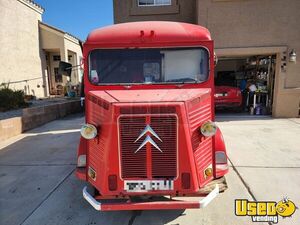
xmin=39 ymin=24 xmax=83 ymax=94
xmin=40 ymin=27 xmax=64 ymax=50
xmin=114 ymin=0 xmax=197 ymax=24
xmin=64 ymin=38 xmax=83 ymax=85
xmin=198 ymin=0 xmax=300 ymax=117
xmin=0 ymin=0 xmax=47 ymax=97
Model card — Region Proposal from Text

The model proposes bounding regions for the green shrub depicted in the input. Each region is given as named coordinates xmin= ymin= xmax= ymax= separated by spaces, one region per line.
xmin=0 ymin=87 xmax=28 ymax=111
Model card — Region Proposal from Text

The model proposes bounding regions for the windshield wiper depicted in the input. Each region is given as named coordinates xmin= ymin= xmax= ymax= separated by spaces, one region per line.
xmin=166 ymin=77 xmax=199 ymax=83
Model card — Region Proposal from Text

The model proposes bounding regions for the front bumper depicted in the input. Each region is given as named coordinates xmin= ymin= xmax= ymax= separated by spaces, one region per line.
xmin=215 ymin=101 xmax=242 ymax=108
xmin=83 ymin=184 xmax=219 ymax=211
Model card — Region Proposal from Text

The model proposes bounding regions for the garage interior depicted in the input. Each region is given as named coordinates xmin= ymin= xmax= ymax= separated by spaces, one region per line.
xmin=214 ymin=54 xmax=277 ymax=116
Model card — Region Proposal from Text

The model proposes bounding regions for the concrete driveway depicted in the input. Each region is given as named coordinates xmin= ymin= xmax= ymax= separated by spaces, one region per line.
xmin=0 ymin=114 xmax=299 ymax=225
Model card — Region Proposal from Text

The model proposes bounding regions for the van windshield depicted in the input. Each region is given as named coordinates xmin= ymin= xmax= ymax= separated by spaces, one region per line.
xmin=89 ymin=48 xmax=209 ymax=85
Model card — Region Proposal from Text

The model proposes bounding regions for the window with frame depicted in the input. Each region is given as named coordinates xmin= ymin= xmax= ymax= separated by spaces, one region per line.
xmin=53 ymin=55 xmax=61 ymax=61
xmin=138 ymin=0 xmax=172 ymax=6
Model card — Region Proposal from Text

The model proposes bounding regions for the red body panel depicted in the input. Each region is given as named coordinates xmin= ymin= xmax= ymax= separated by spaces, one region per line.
xmin=84 ymin=89 xmax=214 ymax=197
xmin=98 ymin=200 xmax=208 ymax=211
xmin=76 ymin=21 xmax=228 ymax=210
xmin=86 ymin=21 xmax=211 ymax=47
xmin=214 ymin=128 xmax=229 ymax=178
xmin=214 ymin=86 xmax=242 ymax=108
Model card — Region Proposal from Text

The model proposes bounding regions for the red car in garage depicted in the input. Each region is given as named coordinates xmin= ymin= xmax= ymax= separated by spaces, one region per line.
xmin=214 ymin=86 xmax=242 ymax=109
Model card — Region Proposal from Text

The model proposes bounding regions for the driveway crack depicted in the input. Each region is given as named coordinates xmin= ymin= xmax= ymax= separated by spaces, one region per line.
xmin=19 ymin=168 xmax=75 ymax=225
xmin=228 ymin=157 xmax=273 ymax=225
xmin=228 ymin=157 xmax=257 ymax=201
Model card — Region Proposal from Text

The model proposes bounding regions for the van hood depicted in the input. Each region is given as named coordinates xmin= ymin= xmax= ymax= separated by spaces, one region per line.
xmin=89 ymin=88 xmax=211 ymax=103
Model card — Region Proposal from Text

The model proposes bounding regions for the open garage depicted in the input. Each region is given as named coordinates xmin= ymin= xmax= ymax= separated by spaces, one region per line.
xmin=214 ymin=54 xmax=277 ymax=116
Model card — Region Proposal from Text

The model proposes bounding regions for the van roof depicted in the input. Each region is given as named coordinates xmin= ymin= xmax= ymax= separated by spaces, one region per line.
xmin=85 ymin=21 xmax=211 ymax=47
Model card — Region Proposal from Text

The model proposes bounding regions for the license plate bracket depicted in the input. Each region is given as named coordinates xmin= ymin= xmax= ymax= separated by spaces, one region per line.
xmin=124 ymin=180 xmax=174 ymax=192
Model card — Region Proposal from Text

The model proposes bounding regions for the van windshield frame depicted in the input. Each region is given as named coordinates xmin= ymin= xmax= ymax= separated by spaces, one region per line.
xmin=88 ymin=47 xmax=210 ymax=86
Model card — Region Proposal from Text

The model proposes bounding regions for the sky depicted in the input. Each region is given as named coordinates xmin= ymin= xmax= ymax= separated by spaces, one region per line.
xmin=35 ymin=0 xmax=114 ymax=40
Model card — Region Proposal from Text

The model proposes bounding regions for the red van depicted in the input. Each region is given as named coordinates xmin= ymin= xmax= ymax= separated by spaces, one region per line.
xmin=76 ymin=21 xmax=228 ymax=211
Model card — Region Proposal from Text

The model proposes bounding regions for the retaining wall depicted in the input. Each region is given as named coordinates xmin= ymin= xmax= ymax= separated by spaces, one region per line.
xmin=0 ymin=100 xmax=82 ymax=142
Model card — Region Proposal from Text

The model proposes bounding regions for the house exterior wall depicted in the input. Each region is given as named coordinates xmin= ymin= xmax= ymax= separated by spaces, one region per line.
xmin=0 ymin=0 xmax=47 ymax=97
xmin=197 ymin=0 xmax=300 ymax=117
xmin=64 ymin=36 xmax=83 ymax=86
xmin=39 ymin=23 xmax=83 ymax=95
xmin=113 ymin=0 xmax=197 ymax=24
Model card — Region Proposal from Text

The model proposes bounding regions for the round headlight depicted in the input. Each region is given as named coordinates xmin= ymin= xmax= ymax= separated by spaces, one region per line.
xmin=80 ymin=124 xmax=97 ymax=139
xmin=200 ymin=121 xmax=217 ymax=137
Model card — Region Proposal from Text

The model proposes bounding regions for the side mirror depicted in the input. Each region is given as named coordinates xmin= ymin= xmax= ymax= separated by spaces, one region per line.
xmin=58 ymin=61 xmax=72 ymax=77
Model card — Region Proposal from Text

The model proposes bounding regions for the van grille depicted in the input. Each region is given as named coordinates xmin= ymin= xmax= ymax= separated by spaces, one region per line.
xmin=120 ymin=106 xmax=176 ymax=114
xmin=119 ymin=115 xmax=177 ymax=179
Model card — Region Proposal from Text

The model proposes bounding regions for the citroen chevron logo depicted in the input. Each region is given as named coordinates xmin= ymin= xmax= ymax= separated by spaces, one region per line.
xmin=134 ymin=125 xmax=163 ymax=154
